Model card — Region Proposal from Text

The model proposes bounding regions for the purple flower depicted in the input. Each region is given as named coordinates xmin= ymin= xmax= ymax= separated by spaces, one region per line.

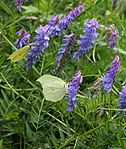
xmin=108 ymin=24 xmax=119 ymax=49
xmin=16 ymin=0 xmax=28 ymax=12
xmin=48 ymin=16 xmax=59 ymax=27
xmin=56 ymin=33 xmax=76 ymax=71
xmin=48 ymin=16 xmax=59 ymax=34
xmin=67 ymin=71 xmax=83 ymax=112
xmin=52 ymin=4 xmax=84 ymax=37
xmin=16 ymin=0 xmax=23 ymax=12
xmin=14 ymin=29 xmax=30 ymax=49
xmin=102 ymin=56 xmax=120 ymax=93
xmin=118 ymin=85 xmax=126 ymax=113
xmin=26 ymin=16 xmax=59 ymax=68
xmin=72 ymin=18 xmax=99 ymax=61
xmin=26 ymin=25 xmax=50 ymax=68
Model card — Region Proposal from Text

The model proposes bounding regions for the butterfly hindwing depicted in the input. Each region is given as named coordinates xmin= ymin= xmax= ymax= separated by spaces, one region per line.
xmin=37 ymin=75 xmax=66 ymax=102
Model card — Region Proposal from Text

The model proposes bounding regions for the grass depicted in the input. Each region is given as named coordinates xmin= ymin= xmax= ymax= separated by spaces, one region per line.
xmin=1 ymin=0 xmax=126 ymax=148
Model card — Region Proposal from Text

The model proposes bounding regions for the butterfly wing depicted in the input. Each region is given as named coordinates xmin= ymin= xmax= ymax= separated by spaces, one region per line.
xmin=8 ymin=45 xmax=30 ymax=62
xmin=43 ymin=85 xmax=66 ymax=102
xmin=37 ymin=75 xmax=66 ymax=102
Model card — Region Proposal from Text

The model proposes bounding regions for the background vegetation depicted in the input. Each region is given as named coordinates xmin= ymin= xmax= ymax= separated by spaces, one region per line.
xmin=0 ymin=0 xmax=126 ymax=148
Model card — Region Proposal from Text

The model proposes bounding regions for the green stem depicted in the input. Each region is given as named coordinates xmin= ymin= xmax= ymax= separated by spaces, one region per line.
xmin=1 ymin=73 xmax=31 ymax=104
xmin=33 ymin=66 xmax=41 ymax=77
xmin=59 ymin=115 xmax=118 ymax=149
xmin=0 ymin=84 xmax=37 ymax=91
xmin=40 ymin=55 xmax=45 ymax=75
xmin=73 ymin=138 xmax=78 ymax=149
xmin=2 ymin=34 xmax=17 ymax=51
xmin=77 ymin=94 xmax=91 ymax=99
xmin=100 ymin=107 xmax=126 ymax=111
xmin=44 ymin=111 xmax=75 ymax=133
xmin=20 ymin=134 xmax=22 ymax=149
xmin=34 ymin=98 xmax=45 ymax=148
xmin=92 ymin=44 xmax=97 ymax=63
xmin=18 ymin=72 xmax=36 ymax=88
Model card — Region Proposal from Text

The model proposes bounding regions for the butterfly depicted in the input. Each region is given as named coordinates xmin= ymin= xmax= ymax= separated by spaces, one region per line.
xmin=8 ymin=45 xmax=30 ymax=62
xmin=37 ymin=75 xmax=67 ymax=102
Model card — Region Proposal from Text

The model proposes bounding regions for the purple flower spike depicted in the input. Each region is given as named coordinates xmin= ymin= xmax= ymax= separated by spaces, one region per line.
xmin=16 ymin=0 xmax=28 ymax=12
xmin=67 ymin=71 xmax=83 ymax=112
xmin=72 ymin=18 xmax=99 ymax=61
xmin=102 ymin=56 xmax=120 ymax=93
xmin=108 ymin=24 xmax=119 ymax=49
xmin=14 ymin=29 xmax=30 ymax=49
xmin=56 ymin=33 xmax=76 ymax=70
xmin=52 ymin=4 xmax=84 ymax=37
xmin=16 ymin=0 xmax=23 ymax=12
xmin=49 ymin=16 xmax=59 ymax=27
xmin=118 ymin=85 xmax=126 ymax=113
xmin=48 ymin=16 xmax=59 ymax=33
xmin=26 ymin=25 xmax=50 ymax=68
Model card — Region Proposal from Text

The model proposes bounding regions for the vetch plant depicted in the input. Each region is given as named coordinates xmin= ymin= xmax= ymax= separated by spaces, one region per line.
xmin=52 ymin=4 xmax=84 ymax=37
xmin=118 ymin=84 xmax=126 ymax=113
xmin=56 ymin=33 xmax=76 ymax=71
xmin=3 ymin=1 xmax=126 ymax=148
xmin=108 ymin=24 xmax=119 ymax=49
xmin=102 ymin=56 xmax=120 ymax=93
xmin=26 ymin=25 xmax=50 ymax=68
xmin=72 ymin=18 xmax=99 ymax=61
xmin=14 ymin=29 xmax=30 ymax=49
xmin=48 ymin=16 xmax=59 ymax=32
xmin=66 ymin=70 xmax=83 ymax=112
xmin=25 ymin=4 xmax=84 ymax=68
xmin=16 ymin=0 xmax=28 ymax=12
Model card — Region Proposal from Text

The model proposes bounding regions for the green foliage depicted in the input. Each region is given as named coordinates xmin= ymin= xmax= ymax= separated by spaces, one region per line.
xmin=1 ymin=0 xmax=126 ymax=149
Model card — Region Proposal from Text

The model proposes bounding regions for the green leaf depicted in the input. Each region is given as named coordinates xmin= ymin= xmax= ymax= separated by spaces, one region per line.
xmin=22 ymin=5 xmax=40 ymax=14
xmin=37 ymin=75 xmax=66 ymax=102
xmin=0 ymin=140 xmax=3 ymax=149
xmin=8 ymin=45 xmax=30 ymax=62
xmin=114 ymin=47 xmax=126 ymax=55
xmin=4 ymin=112 xmax=19 ymax=120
